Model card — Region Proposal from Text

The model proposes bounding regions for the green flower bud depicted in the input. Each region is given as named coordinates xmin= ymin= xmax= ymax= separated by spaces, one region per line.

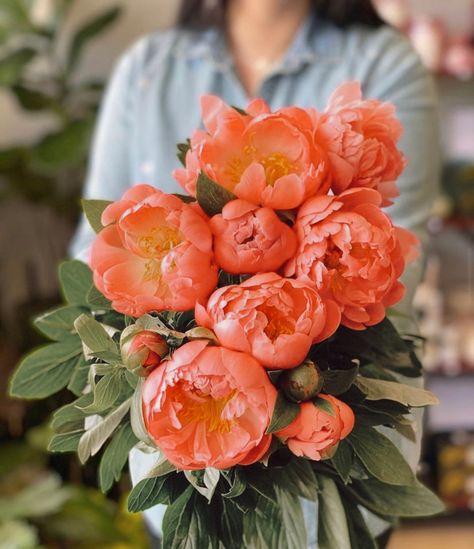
xmin=279 ymin=360 xmax=323 ymax=402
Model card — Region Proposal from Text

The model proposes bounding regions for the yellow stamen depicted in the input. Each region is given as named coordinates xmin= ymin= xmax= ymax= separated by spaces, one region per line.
xmin=260 ymin=152 xmax=297 ymax=186
xmin=178 ymin=390 xmax=237 ymax=433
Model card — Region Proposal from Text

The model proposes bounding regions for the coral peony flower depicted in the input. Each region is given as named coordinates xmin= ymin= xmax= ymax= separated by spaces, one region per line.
xmin=173 ymin=95 xmax=330 ymax=210
xmin=210 ymin=199 xmax=297 ymax=274
xmin=142 ymin=340 xmax=277 ymax=470
xmin=277 ymin=395 xmax=355 ymax=460
xmin=195 ymin=273 xmax=340 ymax=369
xmin=121 ymin=329 xmax=168 ymax=375
xmin=90 ymin=184 xmax=218 ymax=316
xmin=286 ymin=188 xmax=419 ymax=330
xmin=317 ymin=81 xmax=406 ymax=206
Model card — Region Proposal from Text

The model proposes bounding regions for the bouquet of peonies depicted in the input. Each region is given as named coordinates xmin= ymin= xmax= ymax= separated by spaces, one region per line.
xmin=10 ymin=81 xmax=444 ymax=548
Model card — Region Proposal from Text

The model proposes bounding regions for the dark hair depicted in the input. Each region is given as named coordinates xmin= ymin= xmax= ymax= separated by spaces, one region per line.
xmin=178 ymin=0 xmax=385 ymax=29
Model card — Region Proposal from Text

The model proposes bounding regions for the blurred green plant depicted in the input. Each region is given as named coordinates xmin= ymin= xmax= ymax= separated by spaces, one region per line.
xmin=0 ymin=425 xmax=149 ymax=549
xmin=0 ymin=0 xmax=121 ymax=218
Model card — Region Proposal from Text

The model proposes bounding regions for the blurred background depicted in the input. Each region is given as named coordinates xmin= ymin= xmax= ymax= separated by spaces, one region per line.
xmin=0 ymin=1 xmax=473 ymax=548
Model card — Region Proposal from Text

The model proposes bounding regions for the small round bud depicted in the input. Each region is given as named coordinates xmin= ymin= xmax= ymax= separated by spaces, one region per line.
xmin=121 ymin=329 xmax=168 ymax=376
xmin=279 ymin=360 xmax=323 ymax=402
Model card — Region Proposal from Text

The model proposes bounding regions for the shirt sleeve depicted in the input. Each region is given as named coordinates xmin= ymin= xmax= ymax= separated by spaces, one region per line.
xmin=363 ymin=27 xmax=441 ymax=317
xmin=69 ymin=42 xmax=141 ymax=261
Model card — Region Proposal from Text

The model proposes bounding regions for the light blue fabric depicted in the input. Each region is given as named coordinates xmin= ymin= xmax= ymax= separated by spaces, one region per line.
xmin=70 ymin=15 xmax=440 ymax=547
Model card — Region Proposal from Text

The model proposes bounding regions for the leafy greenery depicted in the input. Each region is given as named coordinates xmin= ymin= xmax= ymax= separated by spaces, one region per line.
xmin=266 ymin=391 xmax=300 ymax=433
xmin=196 ymin=172 xmax=237 ymax=216
xmin=0 ymin=1 xmax=122 ymax=216
xmin=82 ymin=199 xmax=113 ymax=234
xmin=9 ymin=255 xmax=444 ymax=547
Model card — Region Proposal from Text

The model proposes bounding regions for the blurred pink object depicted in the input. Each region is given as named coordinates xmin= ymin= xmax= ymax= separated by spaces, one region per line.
xmin=409 ymin=16 xmax=446 ymax=73
xmin=444 ymin=36 xmax=474 ymax=79
xmin=374 ymin=0 xmax=411 ymax=30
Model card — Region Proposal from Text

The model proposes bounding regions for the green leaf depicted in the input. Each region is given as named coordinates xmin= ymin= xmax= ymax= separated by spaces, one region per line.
xmin=341 ymin=497 xmax=377 ymax=549
xmin=141 ymin=455 xmax=177 ymax=479
xmin=12 ymin=84 xmax=54 ymax=111
xmin=355 ymin=377 xmax=439 ymax=407
xmin=34 ymin=305 xmax=85 ymax=341
xmin=317 ymin=476 xmax=351 ymax=549
xmin=130 ymin=379 xmax=155 ymax=446
xmin=0 ymin=472 xmax=72 ymax=521
xmin=313 ymin=396 xmax=336 ymax=416
xmin=99 ymin=423 xmax=138 ymax=493
xmin=176 ymin=140 xmax=190 ymax=166
xmin=196 ymin=172 xmax=237 ymax=217
xmin=243 ymin=487 xmax=306 ymax=549
xmin=347 ymin=425 xmax=415 ymax=486
xmin=219 ymin=498 xmax=244 ymax=548
xmin=266 ymin=391 xmax=300 ymax=434
xmin=162 ymin=486 xmax=218 ymax=549
xmin=344 ymin=478 xmax=445 ymax=518
xmin=81 ymin=198 xmax=112 ymax=234
xmin=48 ymin=430 xmax=84 ymax=453
xmin=172 ymin=193 xmax=195 ymax=204
xmin=77 ymin=398 xmax=131 ymax=463
xmin=246 ymin=472 xmax=277 ymax=505
xmin=0 ymin=47 xmax=35 ymax=86
xmin=59 ymin=260 xmax=93 ymax=306
xmin=128 ymin=473 xmax=182 ymax=513
xmin=0 ymin=0 xmax=34 ymax=31
xmin=394 ymin=421 xmax=417 ymax=442
xmin=321 ymin=364 xmax=359 ymax=396
xmin=86 ymin=285 xmax=113 ymax=310
xmin=67 ymin=356 xmax=90 ymax=396
xmin=222 ymin=468 xmax=247 ymax=499
xmin=51 ymin=396 xmax=91 ymax=433
xmin=331 ymin=439 xmax=354 ymax=484
xmin=336 ymin=318 xmax=422 ymax=377
xmin=29 ymin=118 xmax=94 ymax=174
xmin=82 ymin=370 xmax=124 ymax=413
xmin=9 ymin=337 xmax=82 ymax=399
xmin=231 ymin=105 xmax=247 ymax=115
xmin=74 ymin=314 xmax=117 ymax=354
xmin=277 ymin=458 xmax=319 ymax=502
xmin=68 ymin=7 xmax=121 ymax=72
xmin=184 ymin=468 xmax=220 ymax=502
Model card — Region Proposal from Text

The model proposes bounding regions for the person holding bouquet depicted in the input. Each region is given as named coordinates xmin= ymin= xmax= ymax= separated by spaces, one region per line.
xmin=70 ymin=0 xmax=440 ymax=547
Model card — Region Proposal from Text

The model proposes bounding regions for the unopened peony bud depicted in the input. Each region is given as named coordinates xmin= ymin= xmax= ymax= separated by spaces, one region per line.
xmin=121 ymin=330 xmax=168 ymax=375
xmin=279 ymin=360 xmax=323 ymax=402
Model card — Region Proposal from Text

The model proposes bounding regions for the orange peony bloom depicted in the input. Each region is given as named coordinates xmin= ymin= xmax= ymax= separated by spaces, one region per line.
xmin=195 ymin=273 xmax=341 ymax=370
xmin=142 ymin=340 xmax=277 ymax=470
xmin=173 ymin=95 xmax=330 ymax=210
xmin=209 ymin=199 xmax=297 ymax=274
xmin=90 ymin=184 xmax=217 ymax=317
xmin=317 ymin=81 xmax=406 ymax=206
xmin=277 ymin=395 xmax=355 ymax=460
xmin=286 ymin=188 xmax=419 ymax=330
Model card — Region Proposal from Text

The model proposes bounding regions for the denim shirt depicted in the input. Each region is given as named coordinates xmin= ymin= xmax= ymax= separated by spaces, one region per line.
xmin=71 ymin=16 xmax=439 ymax=546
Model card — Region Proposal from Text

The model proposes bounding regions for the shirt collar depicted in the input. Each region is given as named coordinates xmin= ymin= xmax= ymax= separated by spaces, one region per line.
xmin=174 ymin=14 xmax=333 ymax=74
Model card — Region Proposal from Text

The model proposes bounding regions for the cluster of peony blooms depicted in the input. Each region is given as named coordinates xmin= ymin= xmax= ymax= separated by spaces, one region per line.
xmin=90 ymin=81 xmax=418 ymax=471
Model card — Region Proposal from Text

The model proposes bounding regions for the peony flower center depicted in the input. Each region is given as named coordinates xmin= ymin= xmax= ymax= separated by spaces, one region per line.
xmin=138 ymin=226 xmax=182 ymax=282
xmin=143 ymin=259 xmax=162 ymax=282
xmin=260 ymin=152 xmax=297 ymax=186
xmin=177 ymin=388 xmax=237 ymax=433
xmin=224 ymin=143 xmax=297 ymax=188
xmin=138 ymin=226 xmax=182 ymax=256
xmin=262 ymin=308 xmax=295 ymax=341
xmin=325 ymin=246 xmax=343 ymax=270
